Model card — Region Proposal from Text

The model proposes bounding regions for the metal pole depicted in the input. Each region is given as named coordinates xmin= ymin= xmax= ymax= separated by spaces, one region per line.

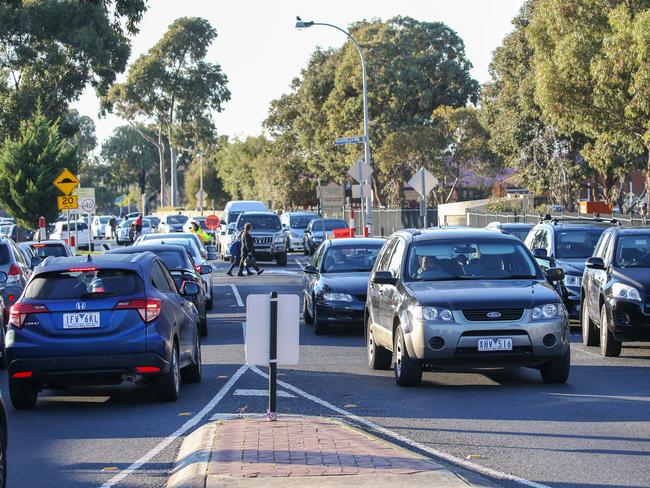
xmin=200 ymin=153 xmax=204 ymax=216
xmin=358 ymin=164 xmax=365 ymax=233
xmin=267 ymin=291 xmax=278 ymax=421
xmin=421 ymin=169 xmax=427 ymax=228
xmin=66 ymin=209 xmax=71 ymax=253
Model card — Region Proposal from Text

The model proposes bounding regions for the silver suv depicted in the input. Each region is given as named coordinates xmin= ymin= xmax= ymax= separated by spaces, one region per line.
xmin=365 ymin=228 xmax=570 ymax=386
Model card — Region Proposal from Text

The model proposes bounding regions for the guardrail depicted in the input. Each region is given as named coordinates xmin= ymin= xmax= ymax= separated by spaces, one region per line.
xmin=467 ymin=211 xmax=650 ymax=228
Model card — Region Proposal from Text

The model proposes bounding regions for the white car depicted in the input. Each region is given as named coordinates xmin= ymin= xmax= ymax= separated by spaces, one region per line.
xmin=50 ymin=221 xmax=91 ymax=250
xmin=158 ymin=214 xmax=189 ymax=233
xmin=91 ymin=215 xmax=112 ymax=239
xmin=115 ymin=218 xmax=152 ymax=245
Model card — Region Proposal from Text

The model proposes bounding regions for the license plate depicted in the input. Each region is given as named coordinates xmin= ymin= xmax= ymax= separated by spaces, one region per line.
xmin=477 ymin=338 xmax=513 ymax=352
xmin=63 ymin=312 xmax=101 ymax=329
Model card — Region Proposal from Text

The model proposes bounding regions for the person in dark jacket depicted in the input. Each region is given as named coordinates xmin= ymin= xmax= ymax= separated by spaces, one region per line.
xmin=226 ymin=236 xmax=253 ymax=276
xmin=239 ymin=222 xmax=263 ymax=276
xmin=108 ymin=216 xmax=117 ymax=240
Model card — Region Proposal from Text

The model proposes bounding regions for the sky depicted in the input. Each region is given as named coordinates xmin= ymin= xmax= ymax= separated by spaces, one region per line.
xmin=72 ymin=0 xmax=525 ymax=147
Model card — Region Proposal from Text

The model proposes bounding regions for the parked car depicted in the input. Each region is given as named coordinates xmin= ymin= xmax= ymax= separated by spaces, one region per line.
xmin=365 ymin=228 xmax=569 ymax=386
xmin=485 ymin=222 xmax=534 ymax=242
xmin=158 ymin=214 xmax=189 ymax=233
xmin=25 ymin=240 xmax=74 ymax=259
xmin=234 ymin=212 xmax=287 ymax=265
xmin=524 ymin=217 xmax=615 ymax=319
xmin=302 ymin=238 xmax=384 ymax=334
xmin=0 ymin=236 xmax=35 ymax=324
xmin=0 ymin=272 xmax=8 ymax=369
xmin=91 ymin=215 xmax=111 ymax=239
xmin=281 ymin=211 xmax=317 ymax=252
xmin=5 ymin=253 xmax=202 ymax=408
xmin=137 ymin=232 xmax=211 ymax=260
xmin=0 ymin=390 xmax=7 ymax=487
xmin=18 ymin=243 xmax=41 ymax=271
xmin=145 ymin=215 xmax=161 ymax=232
xmin=303 ymin=218 xmax=349 ymax=255
xmin=134 ymin=237 xmax=213 ymax=309
xmin=0 ymin=224 xmax=34 ymax=243
xmin=50 ymin=221 xmax=92 ymax=250
xmin=108 ymin=244 xmax=210 ymax=336
xmin=581 ymin=227 xmax=650 ymax=357
xmin=115 ymin=218 xmax=152 ymax=245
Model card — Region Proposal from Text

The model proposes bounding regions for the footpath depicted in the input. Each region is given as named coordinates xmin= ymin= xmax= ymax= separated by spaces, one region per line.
xmin=167 ymin=414 xmax=496 ymax=488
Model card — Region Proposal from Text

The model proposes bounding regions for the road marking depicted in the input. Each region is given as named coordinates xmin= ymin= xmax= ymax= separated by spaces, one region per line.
xmin=221 ymin=283 xmax=244 ymax=307
xmin=98 ymin=364 xmax=249 ymax=488
xmin=249 ymin=366 xmax=550 ymax=488
xmin=234 ymin=388 xmax=296 ymax=398
xmin=549 ymin=392 xmax=650 ymax=403
xmin=294 ymin=258 xmax=304 ymax=268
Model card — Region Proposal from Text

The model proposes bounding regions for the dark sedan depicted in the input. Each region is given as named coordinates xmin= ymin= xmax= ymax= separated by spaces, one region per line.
xmin=582 ymin=227 xmax=650 ymax=356
xmin=108 ymin=244 xmax=210 ymax=336
xmin=302 ymin=218 xmax=349 ymax=255
xmin=302 ymin=238 xmax=384 ymax=334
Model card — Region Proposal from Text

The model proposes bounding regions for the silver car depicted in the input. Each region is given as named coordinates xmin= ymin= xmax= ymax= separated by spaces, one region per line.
xmin=365 ymin=228 xmax=570 ymax=386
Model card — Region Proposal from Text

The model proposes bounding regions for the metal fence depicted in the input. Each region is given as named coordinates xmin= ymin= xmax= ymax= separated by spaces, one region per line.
xmin=324 ymin=208 xmax=438 ymax=237
xmin=467 ymin=210 xmax=650 ymax=228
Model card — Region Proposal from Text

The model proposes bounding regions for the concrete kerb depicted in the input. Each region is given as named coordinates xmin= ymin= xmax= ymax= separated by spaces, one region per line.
xmin=166 ymin=414 xmax=484 ymax=488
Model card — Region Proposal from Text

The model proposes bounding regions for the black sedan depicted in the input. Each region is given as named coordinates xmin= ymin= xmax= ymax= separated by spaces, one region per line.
xmin=108 ymin=244 xmax=211 ymax=336
xmin=302 ymin=218 xmax=349 ymax=255
xmin=302 ymin=238 xmax=384 ymax=334
xmin=582 ymin=227 xmax=650 ymax=356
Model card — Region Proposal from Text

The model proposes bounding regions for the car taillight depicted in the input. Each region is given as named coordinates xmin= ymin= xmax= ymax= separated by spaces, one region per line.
xmin=195 ymin=265 xmax=202 ymax=274
xmin=7 ymin=263 xmax=22 ymax=283
xmin=9 ymin=303 xmax=49 ymax=328
xmin=115 ymin=298 xmax=161 ymax=323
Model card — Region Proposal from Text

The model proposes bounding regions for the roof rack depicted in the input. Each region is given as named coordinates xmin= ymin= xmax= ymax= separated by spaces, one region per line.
xmin=539 ymin=214 xmax=619 ymax=225
xmin=402 ymin=228 xmax=421 ymax=236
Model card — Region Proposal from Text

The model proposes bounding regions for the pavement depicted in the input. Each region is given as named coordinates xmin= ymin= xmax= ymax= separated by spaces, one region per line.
xmin=167 ymin=414 xmax=481 ymax=488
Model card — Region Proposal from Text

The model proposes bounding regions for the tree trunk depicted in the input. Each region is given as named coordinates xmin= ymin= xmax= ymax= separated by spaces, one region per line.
xmin=157 ymin=127 xmax=166 ymax=207
xmin=646 ymin=149 xmax=650 ymax=215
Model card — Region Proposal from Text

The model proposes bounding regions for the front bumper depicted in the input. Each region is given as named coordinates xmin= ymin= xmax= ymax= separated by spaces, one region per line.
xmin=562 ymin=285 xmax=581 ymax=319
xmin=606 ymin=299 xmax=650 ymax=340
xmin=315 ymin=300 xmax=365 ymax=324
xmin=404 ymin=309 xmax=570 ymax=367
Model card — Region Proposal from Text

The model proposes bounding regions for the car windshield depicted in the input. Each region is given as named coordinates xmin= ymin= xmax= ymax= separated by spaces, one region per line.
xmin=99 ymin=217 xmax=110 ymax=224
xmin=312 ymin=220 xmax=347 ymax=232
xmin=406 ymin=240 xmax=538 ymax=281
xmin=321 ymin=245 xmax=382 ymax=273
xmin=146 ymin=216 xmax=160 ymax=226
xmin=500 ymin=227 xmax=533 ymax=242
xmin=555 ymin=229 xmax=606 ymax=258
xmin=0 ymin=225 xmax=11 ymax=234
xmin=237 ymin=215 xmax=281 ymax=231
xmin=25 ymin=269 xmax=143 ymax=299
xmin=615 ymin=235 xmax=650 ymax=267
xmin=30 ymin=243 xmax=67 ymax=258
xmin=290 ymin=215 xmax=315 ymax=229
xmin=155 ymin=250 xmax=190 ymax=270
xmin=140 ymin=239 xmax=199 ymax=258
xmin=167 ymin=215 xmax=188 ymax=224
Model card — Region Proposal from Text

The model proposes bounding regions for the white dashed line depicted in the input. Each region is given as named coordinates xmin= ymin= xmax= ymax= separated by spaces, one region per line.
xmin=229 ymin=284 xmax=244 ymax=307
xmin=233 ymin=388 xmax=296 ymax=398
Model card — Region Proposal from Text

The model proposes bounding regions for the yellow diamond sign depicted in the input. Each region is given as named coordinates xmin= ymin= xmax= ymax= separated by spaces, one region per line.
xmin=54 ymin=168 xmax=79 ymax=195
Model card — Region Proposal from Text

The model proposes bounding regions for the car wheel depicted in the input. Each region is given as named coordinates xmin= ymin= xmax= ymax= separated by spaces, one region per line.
xmin=156 ymin=342 xmax=180 ymax=401
xmin=367 ymin=321 xmax=391 ymax=370
xmin=8 ymin=376 xmax=38 ymax=409
xmin=393 ymin=327 xmax=422 ymax=386
xmin=302 ymin=296 xmax=313 ymax=324
xmin=540 ymin=347 xmax=570 ymax=384
xmin=581 ymin=300 xmax=599 ymax=347
xmin=181 ymin=330 xmax=202 ymax=384
xmin=277 ymin=253 xmax=287 ymax=267
xmin=600 ymin=304 xmax=621 ymax=357
xmin=313 ymin=301 xmax=328 ymax=335
xmin=199 ymin=314 xmax=208 ymax=337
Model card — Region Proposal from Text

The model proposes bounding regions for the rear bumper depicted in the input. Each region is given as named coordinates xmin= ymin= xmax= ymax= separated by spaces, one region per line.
xmin=8 ymin=353 xmax=170 ymax=384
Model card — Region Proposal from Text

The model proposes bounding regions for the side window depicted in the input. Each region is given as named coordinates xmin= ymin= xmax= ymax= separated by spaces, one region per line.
xmin=603 ymin=234 xmax=615 ymax=264
xmin=377 ymin=239 xmax=397 ymax=271
xmin=151 ymin=262 xmax=173 ymax=293
xmin=160 ymin=262 xmax=179 ymax=293
xmin=388 ymin=239 xmax=405 ymax=277
xmin=311 ymin=244 xmax=323 ymax=267
xmin=11 ymin=242 xmax=26 ymax=265
xmin=537 ymin=229 xmax=549 ymax=252
xmin=594 ymin=233 xmax=610 ymax=259
xmin=525 ymin=228 xmax=538 ymax=249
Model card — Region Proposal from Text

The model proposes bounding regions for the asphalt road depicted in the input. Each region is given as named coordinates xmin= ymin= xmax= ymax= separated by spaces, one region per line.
xmin=3 ymin=252 xmax=650 ymax=487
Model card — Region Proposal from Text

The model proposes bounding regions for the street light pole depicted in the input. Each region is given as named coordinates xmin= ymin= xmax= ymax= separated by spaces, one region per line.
xmin=199 ymin=152 xmax=204 ymax=216
xmin=296 ymin=18 xmax=373 ymax=235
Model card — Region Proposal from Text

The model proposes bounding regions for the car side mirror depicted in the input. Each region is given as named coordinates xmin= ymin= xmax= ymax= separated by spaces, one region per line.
xmin=200 ymin=264 xmax=213 ymax=275
xmin=181 ymin=281 xmax=200 ymax=296
xmin=546 ymin=267 xmax=565 ymax=283
xmin=303 ymin=264 xmax=318 ymax=275
xmin=371 ymin=271 xmax=397 ymax=286
xmin=533 ymin=248 xmax=548 ymax=259
xmin=585 ymin=257 xmax=605 ymax=270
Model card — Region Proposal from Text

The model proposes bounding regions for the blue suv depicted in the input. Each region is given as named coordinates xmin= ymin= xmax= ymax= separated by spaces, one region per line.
xmin=5 ymin=253 xmax=202 ymax=409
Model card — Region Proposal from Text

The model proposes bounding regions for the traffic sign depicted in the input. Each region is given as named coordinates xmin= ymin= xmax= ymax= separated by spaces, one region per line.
xmin=335 ymin=135 xmax=366 ymax=145
xmin=319 ymin=182 xmax=345 ymax=211
xmin=57 ymin=195 xmax=78 ymax=210
xmin=352 ymin=184 xmax=371 ymax=199
xmin=53 ymin=168 xmax=80 ymax=195
xmin=74 ymin=188 xmax=96 ymax=213
xmin=205 ymin=214 xmax=220 ymax=230
xmin=408 ymin=168 xmax=438 ymax=197
xmin=195 ymin=189 xmax=208 ymax=203
xmin=245 ymin=294 xmax=299 ymax=366
xmin=348 ymin=159 xmax=373 ymax=183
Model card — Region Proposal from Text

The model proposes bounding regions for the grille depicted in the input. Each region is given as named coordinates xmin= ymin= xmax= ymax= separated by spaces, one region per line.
xmin=254 ymin=236 xmax=273 ymax=245
xmin=462 ymin=309 xmax=524 ymax=322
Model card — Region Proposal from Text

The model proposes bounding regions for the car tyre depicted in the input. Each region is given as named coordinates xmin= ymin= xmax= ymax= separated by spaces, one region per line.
xmin=181 ymin=331 xmax=202 ymax=384
xmin=156 ymin=343 xmax=180 ymax=401
xmin=8 ymin=377 xmax=38 ymax=409
xmin=277 ymin=253 xmax=287 ymax=266
xmin=367 ymin=321 xmax=391 ymax=370
xmin=393 ymin=327 xmax=422 ymax=386
xmin=540 ymin=347 xmax=570 ymax=384
xmin=581 ymin=300 xmax=599 ymax=347
xmin=600 ymin=304 xmax=621 ymax=357
xmin=313 ymin=301 xmax=328 ymax=335
xmin=302 ymin=296 xmax=313 ymax=324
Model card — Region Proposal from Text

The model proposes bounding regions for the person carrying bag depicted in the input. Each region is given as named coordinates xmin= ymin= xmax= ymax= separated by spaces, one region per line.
xmin=238 ymin=222 xmax=263 ymax=276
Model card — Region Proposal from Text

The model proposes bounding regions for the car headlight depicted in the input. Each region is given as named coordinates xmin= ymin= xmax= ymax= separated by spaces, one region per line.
xmin=323 ymin=292 xmax=353 ymax=303
xmin=612 ymin=283 xmax=641 ymax=301
xmin=274 ymin=234 xmax=285 ymax=243
xmin=563 ymin=274 xmax=582 ymax=287
xmin=409 ymin=305 xmax=454 ymax=322
xmin=532 ymin=303 xmax=561 ymax=320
